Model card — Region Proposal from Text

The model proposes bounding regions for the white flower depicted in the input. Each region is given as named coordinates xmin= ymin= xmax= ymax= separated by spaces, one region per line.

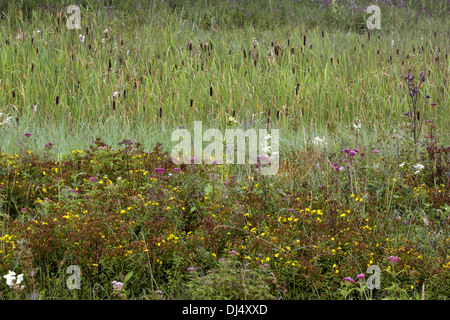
xmin=0 ymin=113 xmax=13 ymax=126
xmin=414 ymin=164 xmax=424 ymax=171
xmin=312 ymin=136 xmax=327 ymax=148
xmin=353 ymin=123 xmax=361 ymax=129
xmin=104 ymin=28 xmax=109 ymax=34
xmin=264 ymin=134 xmax=272 ymax=140
xmin=102 ymin=38 xmax=105 ymax=43
xmin=16 ymin=274 xmax=24 ymax=285
xmin=3 ymin=270 xmax=16 ymax=287
xmin=112 ymin=91 xmax=119 ymax=98
xmin=261 ymin=146 xmax=271 ymax=153
xmin=79 ymin=34 xmax=85 ymax=42
xmin=3 ymin=270 xmax=24 ymax=290
xmin=399 ymin=162 xmax=405 ymax=167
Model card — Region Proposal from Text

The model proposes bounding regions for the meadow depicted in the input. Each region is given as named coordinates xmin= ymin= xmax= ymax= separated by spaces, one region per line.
xmin=0 ymin=0 xmax=449 ymax=300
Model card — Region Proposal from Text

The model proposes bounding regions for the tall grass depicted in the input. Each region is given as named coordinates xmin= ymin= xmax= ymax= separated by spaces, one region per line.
xmin=1 ymin=3 xmax=448 ymax=158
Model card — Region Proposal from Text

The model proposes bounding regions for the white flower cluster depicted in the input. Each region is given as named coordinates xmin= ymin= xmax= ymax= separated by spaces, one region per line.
xmin=399 ymin=162 xmax=425 ymax=175
xmin=0 ymin=113 xmax=13 ymax=126
xmin=414 ymin=163 xmax=424 ymax=174
xmin=3 ymin=270 xmax=25 ymax=290
xmin=261 ymin=134 xmax=272 ymax=153
xmin=312 ymin=136 xmax=327 ymax=149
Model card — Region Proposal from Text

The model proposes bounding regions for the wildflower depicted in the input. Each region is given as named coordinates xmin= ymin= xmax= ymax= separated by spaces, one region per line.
xmin=313 ymin=136 xmax=327 ymax=148
xmin=25 ymin=133 xmax=31 ymax=137
xmin=89 ymin=177 xmax=97 ymax=182
xmin=154 ymin=168 xmax=166 ymax=173
xmin=187 ymin=267 xmax=198 ymax=271
xmin=79 ymin=34 xmax=85 ymax=42
xmin=372 ymin=150 xmax=380 ymax=153
xmin=414 ymin=163 xmax=424 ymax=174
xmin=343 ymin=277 xmax=355 ymax=284
xmin=430 ymin=102 xmax=437 ymax=106
xmin=172 ymin=168 xmax=181 ymax=172
xmin=0 ymin=113 xmax=13 ymax=126
xmin=263 ymin=264 xmax=270 ymax=268
xmin=356 ymin=274 xmax=365 ymax=280
xmin=3 ymin=271 xmax=24 ymax=290
xmin=111 ymin=280 xmax=124 ymax=292
xmin=387 ymin=256 xmax=399 ymax=263
xmin=229 ymin=250 xmax=238 ymax=255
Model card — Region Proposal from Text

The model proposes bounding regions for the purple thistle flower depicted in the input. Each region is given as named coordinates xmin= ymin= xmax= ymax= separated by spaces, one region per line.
xmin=372 ymin=150 xmax=381 ymax=153
xmin=343 ymin=277 xmax=355 ymax=284
xmin=356 ymin=274 xmax=365 ymax=280
xmin=229 ymin=250 xmax=238 ymax=255
xmin=89 ymin=177 xmax=97 ymax=182
xmin=154 ymin=168 xmax=166 ymax=173
xmin=25 ymin=133 xmax=31 ymax=137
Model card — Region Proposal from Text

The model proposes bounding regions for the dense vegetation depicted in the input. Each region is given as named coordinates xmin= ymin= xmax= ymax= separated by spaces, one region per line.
xmin=0 ymin=0 xmax=449 ymax=300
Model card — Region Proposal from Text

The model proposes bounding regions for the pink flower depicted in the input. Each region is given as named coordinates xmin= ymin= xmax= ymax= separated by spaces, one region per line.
xmin=372 ymin=150 xmax=381 ymax=153
xmin=356 ymin=274 xmax=365 ymax=280
xmin=387 ymin=255 xmax=399 ymax=263
xmin=229 ymin=250 xmax=238 ymax=255
xmin=343 ymin=277 xmax=355 ymax=284
xmin=111 ymin=280 xmax=124 ymax=292
xmin=187 ymin=267 xmax=198 ymax=271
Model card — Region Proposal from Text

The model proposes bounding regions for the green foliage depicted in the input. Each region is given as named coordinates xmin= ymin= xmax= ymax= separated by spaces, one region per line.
xmin=184 ymin=258 xmax=276 ymax=300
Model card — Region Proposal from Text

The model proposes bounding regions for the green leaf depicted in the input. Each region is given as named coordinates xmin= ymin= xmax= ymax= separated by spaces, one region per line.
xmin=124 ymin=271 xmax=134 ymax=283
